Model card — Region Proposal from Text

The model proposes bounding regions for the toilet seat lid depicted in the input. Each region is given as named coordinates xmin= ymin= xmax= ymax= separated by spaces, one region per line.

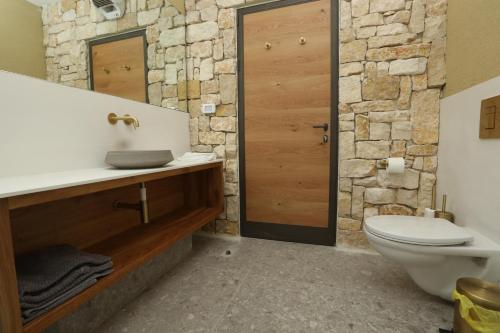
xmin=365 ymin=216 xmax=474 ymax=246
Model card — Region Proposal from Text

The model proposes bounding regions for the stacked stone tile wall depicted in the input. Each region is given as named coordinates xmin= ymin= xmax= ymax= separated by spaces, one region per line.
xmin=43 ymin=0 xmax=447 ymax=247
xmin=184 ymin=0 xmax=240 ymax=234
xmin=42 ymin=0 xmax=188 ymax=110
xmin=338 ymin=0 xmax=447 ymax=247
xmin=183 ymin=0 xmax=447 ymax=244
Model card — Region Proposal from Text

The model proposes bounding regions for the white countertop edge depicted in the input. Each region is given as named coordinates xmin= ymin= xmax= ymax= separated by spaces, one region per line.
xmin=0 ymin=160 xmax=223 ymax=199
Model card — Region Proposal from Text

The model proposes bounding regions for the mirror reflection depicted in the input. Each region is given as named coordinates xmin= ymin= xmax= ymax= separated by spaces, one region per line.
xmin=0 ymin=0 xmax=187 ymax=110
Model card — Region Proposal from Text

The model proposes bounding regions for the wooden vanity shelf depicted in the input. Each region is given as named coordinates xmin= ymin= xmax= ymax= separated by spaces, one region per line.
xmin=0 ymin=162 xmax=224 ymax=333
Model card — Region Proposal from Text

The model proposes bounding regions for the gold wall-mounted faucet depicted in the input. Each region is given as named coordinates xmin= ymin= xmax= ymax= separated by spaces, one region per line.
xmin=108 ymin=113 xmax=140 ymax=129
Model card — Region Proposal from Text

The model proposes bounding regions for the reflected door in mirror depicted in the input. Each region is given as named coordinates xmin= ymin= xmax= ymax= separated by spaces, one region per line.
xmin=89 ymin=30 xmax=148 ymax=103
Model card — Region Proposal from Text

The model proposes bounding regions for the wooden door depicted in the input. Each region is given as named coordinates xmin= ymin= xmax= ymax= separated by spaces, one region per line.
xmin=89 ymin=30 xmax=148 ymax=103
xmin=238 ymin=0 xmax=337 ymax=245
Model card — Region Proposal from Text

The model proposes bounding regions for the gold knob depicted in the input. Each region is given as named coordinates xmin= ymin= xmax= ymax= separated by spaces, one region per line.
xmin=265 ymin=42 xmax=271 ymax=49
xmin=299 ymin=37 xmax=306 ymax=45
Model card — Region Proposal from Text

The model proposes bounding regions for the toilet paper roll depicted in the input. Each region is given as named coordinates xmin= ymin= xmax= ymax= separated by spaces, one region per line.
xmin=386 ymin=157 xmax=405 ymax=174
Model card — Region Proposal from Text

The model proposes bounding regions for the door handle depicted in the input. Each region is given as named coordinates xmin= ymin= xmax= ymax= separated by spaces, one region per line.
xmin=312 ymin=123 xmax=329 ymax=131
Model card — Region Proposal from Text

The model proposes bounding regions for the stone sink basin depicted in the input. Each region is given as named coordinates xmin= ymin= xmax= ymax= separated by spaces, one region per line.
xmin=105 ymin=150 xmax=174 ymax=169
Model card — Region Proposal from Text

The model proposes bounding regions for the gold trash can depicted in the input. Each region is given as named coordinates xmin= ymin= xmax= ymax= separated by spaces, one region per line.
xmin=453 ymin=278 xmax=500 ymax=333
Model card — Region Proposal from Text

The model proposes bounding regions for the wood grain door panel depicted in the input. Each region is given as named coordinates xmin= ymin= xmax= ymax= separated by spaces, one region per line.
xmin=90 ymin=33 xmax=147 ymax=103
xmin=243 ymin=0 xmax=331 ymax=228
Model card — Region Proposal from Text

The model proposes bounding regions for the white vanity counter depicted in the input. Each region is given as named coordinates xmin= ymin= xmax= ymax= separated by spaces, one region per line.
xmin=0 ymin=156 xmax=224 ymax=333
xmin=0 ymin=160 xmax=222 ymax=199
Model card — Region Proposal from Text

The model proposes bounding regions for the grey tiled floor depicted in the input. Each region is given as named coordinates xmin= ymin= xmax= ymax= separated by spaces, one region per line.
xmin=95 ymin=234 xmax=453 ymax=333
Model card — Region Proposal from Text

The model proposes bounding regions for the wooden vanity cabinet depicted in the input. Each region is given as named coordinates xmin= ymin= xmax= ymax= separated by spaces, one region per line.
xmin=0 ymin=162 xmax=224 ymax=333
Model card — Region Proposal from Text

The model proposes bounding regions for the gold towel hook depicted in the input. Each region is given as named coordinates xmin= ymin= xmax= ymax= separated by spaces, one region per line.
xmin=122 ymin=65 xmax=131 ymax=71
xmin=265 ymin=42 xmax=271 ymax=50
xmin=299 ymin=37 xmax=306 ymax=45
xmin=103 ymin=68 xmax=110 ymax=74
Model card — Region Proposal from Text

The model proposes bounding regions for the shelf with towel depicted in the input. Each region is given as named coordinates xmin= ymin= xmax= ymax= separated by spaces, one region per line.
xmin=0 ymin=162 xmax=224 ymax=333
xmin=17 ymin=244 xmax=114 ymax=324
xmin=22 ymin=206 xmax=220 ymax=333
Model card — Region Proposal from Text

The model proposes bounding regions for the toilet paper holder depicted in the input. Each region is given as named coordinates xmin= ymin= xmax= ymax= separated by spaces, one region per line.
xmin=379 ymin=159 xmax=390 ymax=168
xmin=379 ymin=158 xmax=405 ymax=174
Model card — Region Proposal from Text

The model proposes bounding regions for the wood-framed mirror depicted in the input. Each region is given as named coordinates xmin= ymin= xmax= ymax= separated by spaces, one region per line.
xmin=0 ymin=0 xmax=187 ymax=110
xmin=89 ymin=29 xmax=149 ymax=103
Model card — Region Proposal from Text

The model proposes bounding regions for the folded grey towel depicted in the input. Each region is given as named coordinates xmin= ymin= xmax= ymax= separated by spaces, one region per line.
xmin=20 ymin=261 xmax=113 ymax=305
xmin=16 ymin=244 xmax=112 ymax=297
xmin=20 ymin=268 xmax=113 ymax=309
xmin=22 ymin=277 xmax=98 ymax=324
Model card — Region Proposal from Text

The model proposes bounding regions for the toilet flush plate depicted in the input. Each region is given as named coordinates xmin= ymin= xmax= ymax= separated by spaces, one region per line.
xmin=365 ymin=216 xmax=474 ymax=246
xmin=479 ymin=95 xmax=500 ymax=139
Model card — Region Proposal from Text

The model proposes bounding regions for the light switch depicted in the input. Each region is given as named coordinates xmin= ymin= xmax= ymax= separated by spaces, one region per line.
xmin=201 ymin=103 xmax=216 ymax=114
xmin=479 ymin=95 xmax=500 ymax=138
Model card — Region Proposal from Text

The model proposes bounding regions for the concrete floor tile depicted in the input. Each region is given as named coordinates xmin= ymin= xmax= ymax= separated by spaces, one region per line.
xmin=95 ymin=235 xmax=454 ymax=333
xmin=241 ymin=238 xmax=426 ymax=300
xmin=96 ymin=264 xmax=245 ymax=333
xmin=214 ymin=273 xmax=452 ymax=333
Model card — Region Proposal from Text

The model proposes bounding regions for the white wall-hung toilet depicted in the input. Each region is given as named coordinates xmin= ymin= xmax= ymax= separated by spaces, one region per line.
xmin=364 ymin=215 xmax=500 ymax=300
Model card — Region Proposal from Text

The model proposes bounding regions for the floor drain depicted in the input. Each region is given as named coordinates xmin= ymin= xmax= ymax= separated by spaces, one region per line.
xmin=225 ymin=250 xmax=231 ymax=256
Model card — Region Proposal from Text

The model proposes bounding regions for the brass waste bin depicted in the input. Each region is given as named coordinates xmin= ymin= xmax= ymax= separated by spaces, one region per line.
xmin=453 ymin=278 xmax=500 ymax=333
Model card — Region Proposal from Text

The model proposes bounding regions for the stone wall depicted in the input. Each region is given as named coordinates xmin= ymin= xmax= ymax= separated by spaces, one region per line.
xmin=337 ymin=0 xmax=446 ymax=247
xmin=184 ymin=0 xmax=240 ymax=234
xmin=42 ymin=0 xmax=188 ymax=110
xmin=43 ymin=0 xmax=447 ymax=247
xmin=183 ymin=0 xmax=447 ymax=245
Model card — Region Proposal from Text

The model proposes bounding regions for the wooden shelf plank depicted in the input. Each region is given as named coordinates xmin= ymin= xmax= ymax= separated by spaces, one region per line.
xmin=22 ymin=206 xmax=221 ymax=333
xmin=0 ymin=199 xmax=23 ymax=333
xmin=8 ymin=162 xmax=223 ymax=210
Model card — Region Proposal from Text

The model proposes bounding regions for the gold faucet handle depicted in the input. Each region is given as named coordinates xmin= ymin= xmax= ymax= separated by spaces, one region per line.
xmin=107 ymin=113 xmax=140 ymax=129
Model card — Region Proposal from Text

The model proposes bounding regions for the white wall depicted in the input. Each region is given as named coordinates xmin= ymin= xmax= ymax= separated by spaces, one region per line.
xmin=0 ymin=71 xmax=190 ymax=177
xmin=437 ymin=76 xmax=500 ymax=243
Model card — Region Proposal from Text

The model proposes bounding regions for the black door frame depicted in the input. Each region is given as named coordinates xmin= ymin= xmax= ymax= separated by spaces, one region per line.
xmin=237 ymin=0 xmax=339 ymax=246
